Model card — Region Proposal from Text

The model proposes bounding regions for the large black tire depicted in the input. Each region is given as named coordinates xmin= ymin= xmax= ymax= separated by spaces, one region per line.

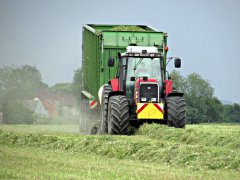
xmin=107 ymin=95 xmax=129 ymax=135
xmin=166 ymin=96 xmax=186 ymax=128
xmin=100 ymin=85 xmax=112 ymax=134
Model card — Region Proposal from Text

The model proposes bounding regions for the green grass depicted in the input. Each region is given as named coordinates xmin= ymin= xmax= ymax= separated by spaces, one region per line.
xmin=1 ymin=144 xmax=226 ymax=180
xmin=0 ymin=124 xmax=239 ymax=179
xmin=137 ymin=124 xmax=240 ymax=149
xmin=0 ymin=143 xmax=238 ymax=180
xmin=0 ymin=124 xmax=80 ymax=134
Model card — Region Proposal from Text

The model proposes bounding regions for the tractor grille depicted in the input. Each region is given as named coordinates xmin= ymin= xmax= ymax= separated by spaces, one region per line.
xmin=139 ymin=83 xmax=158 ymax=103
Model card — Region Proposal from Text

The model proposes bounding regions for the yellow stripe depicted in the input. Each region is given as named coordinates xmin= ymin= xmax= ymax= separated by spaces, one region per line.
xmin=137 ymin=103 xmax=164 ymax=119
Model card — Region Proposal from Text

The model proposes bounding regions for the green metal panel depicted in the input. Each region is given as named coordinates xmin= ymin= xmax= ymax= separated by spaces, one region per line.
xmin=102 ymin=31 xmax=163 ymax=48
xmin=82 ymin=24 xmax=166 ymax=100
xmin=82 ymin=27 xmax=100 ymax=99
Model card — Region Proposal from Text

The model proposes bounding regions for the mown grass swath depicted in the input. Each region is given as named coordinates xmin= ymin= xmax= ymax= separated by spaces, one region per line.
xmin=0 ymin=124 xmax=239 ymax=172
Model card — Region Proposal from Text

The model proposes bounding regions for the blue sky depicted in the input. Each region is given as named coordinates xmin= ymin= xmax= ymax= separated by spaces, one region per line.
xmin=0 ymin=0 xmax=240 ymax=103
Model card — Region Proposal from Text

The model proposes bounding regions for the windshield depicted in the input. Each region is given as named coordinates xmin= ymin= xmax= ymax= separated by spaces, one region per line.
xmin=124 ymin=57 xmax=161 ymax=98
xmin=127 ymin=57 xmax=161 ymax=81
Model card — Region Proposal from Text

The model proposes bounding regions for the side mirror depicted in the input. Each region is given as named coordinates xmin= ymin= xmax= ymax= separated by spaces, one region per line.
xmin=108 ymin=57 xmax=115 ymax=67
xmin=174 ymin=58 xmax=181 ymax=68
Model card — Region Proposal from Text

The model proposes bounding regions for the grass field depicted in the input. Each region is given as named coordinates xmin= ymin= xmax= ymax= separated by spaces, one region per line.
xmin=0 ymin=124 xmax=239 ymax=179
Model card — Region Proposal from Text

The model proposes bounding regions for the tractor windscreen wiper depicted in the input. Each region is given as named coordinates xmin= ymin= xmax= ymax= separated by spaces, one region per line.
xmin=134 ymin=58 xmax=143 ymax=70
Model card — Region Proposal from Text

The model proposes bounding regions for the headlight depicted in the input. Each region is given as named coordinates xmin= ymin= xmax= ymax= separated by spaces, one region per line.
xmin=141 ymin=97 xmax=147 ymax=102
xmin=151 ymin=98 xmax=157 ymax=102
xmin=149 ymin=53 xmax=155 ymax=57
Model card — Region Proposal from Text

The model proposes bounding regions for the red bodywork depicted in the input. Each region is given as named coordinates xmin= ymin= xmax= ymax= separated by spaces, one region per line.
xmin=111 ymin=78 xmax=173 ymax=99
xmin=164 ymin=80 xmax=173 ymax=96
xmin=110 ymin=78 xmax=120 ymax=91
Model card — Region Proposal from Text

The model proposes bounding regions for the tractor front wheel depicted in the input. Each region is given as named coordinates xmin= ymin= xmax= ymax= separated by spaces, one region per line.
xmin=107 ymin=95 xmax=129 ymax=135
xmin=166 ymin=96 xmax=186 ymax=128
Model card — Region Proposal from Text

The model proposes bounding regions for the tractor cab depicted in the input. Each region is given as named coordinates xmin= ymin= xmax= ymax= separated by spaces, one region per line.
xmin=120 ymin=46 xmax=163 ymax=100
xmin=105 ymin=45 xmax=185 ymax=134
xmin=118 ymin=46 xmax=165 ymax=121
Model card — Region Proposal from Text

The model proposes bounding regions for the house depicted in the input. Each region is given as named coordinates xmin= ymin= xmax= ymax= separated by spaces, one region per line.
xmin=35 ymin=89 xmax=80 ymax=119
xmin=22 ymin=98 xmax=48 ymax=118
xmin=36 ymin=90 xmax=58 ymax=118
xmin=42 ymin=99 xmax=58 ymax=118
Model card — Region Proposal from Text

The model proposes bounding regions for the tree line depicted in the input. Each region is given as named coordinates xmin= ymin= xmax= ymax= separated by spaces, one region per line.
xmin=0 ymin=65 xmax=81 ymax=124
xmin=171 ymin=71 xmax=240 ymax=123
xmin=0 ymin=65 xmax=239 ymax=124
xmin=0 ymin=65 xmax=47 ymax=124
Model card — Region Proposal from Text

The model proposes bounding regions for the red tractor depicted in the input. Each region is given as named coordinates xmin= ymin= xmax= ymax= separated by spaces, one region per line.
xmin=98 ymin=46 xmax=186 ymax=135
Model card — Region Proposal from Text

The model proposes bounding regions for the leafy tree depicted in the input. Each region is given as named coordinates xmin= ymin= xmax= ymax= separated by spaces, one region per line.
xmin=171 ymin=70 xmax=186 ymax=93
xmin=0 ymin=65 xmax=47 ymax=124
xmin=205 ymin=97 xmax=224 ymax=123
xmin=171 ymin=71 xmax=223 ymax=123
xmin=0 ymin=65 xmax=47 ymax=102
xmin=184 ymin=73 xmax=214 ymax=98
xmin=223 ymin=103 xmax=240 ymax=123
xmin=49 ymin=83 xmax=73 ymax=94
xmin=186 ymin=107 xmax=202 ymax=124
xmin=2 ymin=101 xmax=35 ymax=124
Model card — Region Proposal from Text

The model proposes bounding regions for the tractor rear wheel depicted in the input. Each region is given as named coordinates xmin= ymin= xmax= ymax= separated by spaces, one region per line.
xmin=107 ymin=95 xmax=129 ymax=135
xmin=100 ymin=85 xmax=112 ymax=134
xmin=166 ymin=96 xmax=186 ymax=128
